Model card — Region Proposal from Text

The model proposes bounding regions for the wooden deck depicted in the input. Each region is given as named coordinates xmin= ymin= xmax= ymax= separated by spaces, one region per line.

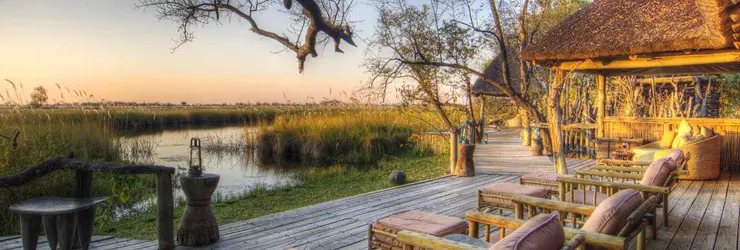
xmin=475 ymin=130 xmax=595 ymax=174
xmin=2 ymin=130 xmax=738 ymax=249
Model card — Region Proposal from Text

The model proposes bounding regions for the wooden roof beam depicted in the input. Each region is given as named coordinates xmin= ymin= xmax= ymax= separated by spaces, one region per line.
xmin=635 ymin=76 xmax=706 ymax=84
xmin=555 ymin=50 xmax=740 ymax=71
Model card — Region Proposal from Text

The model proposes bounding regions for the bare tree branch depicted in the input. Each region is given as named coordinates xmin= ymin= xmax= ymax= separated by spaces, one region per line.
xmin=138 ymin=0 xmax=357 ymax=73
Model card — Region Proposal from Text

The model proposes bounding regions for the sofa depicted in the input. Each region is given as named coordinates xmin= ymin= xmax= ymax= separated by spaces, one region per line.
xmin=631 ymin=120 xmax=721 ymax=180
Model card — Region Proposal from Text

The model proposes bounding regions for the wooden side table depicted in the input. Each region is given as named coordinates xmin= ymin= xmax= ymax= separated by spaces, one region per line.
xmin=613 ymin=151 xmax=635 ymax=161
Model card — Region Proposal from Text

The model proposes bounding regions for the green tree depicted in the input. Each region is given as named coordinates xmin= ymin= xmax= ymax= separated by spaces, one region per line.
xmin=29 ymin=86 xmax=48 ymax=108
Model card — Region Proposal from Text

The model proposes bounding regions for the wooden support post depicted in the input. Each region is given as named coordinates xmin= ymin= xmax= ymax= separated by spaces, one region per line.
xmin=157 ymin=173 xmax=174 ymax=250
xmin=73 ymin=154 xmax=90 ymax=250
xmin=479 ymin=96 xmax=486 ymax=143
xmin=367 ymin=224 xmax=373 ymax=249
xmin=637 ymin=230 xmax=645 ymax=250
xmin=449 ymin=128 xmax=459 ymax=174
xmin=597 ymin=75 xmax=606 ymax=138
xmin=468 ymin=221 xmax=479 ymax=238
xmin=549 ymin=70 xmax=568 ymax=174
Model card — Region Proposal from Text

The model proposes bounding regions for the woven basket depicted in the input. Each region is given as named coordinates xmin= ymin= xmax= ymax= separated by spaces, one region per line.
xmin=678 ymin=134 xmax=721 ymax=180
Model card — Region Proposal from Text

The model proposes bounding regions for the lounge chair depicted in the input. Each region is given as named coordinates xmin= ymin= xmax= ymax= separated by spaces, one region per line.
xmin=552 ymin=153 xmax=683 ymax=239
xmin=396 ymin=190 xmax=659 ymax=250
xmin=508 ymin=190 xmax=660 ymax=250
xmin=396 ymin=213 xmax=587 ymax=250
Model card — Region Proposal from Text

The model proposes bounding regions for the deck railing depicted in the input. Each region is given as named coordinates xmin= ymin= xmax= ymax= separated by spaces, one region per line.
xmin=604 ymin=116 xmax=740 ymax=172
xmin=561 ymin=123 xmax=597 ymax=159
xmin=530 ymin=123 xmax=597 ymax=159
xmin=0 ymin=155 xmax=176 ymax=250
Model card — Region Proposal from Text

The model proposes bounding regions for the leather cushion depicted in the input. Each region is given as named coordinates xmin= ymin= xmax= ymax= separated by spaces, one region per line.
xmin=582 ymin=189 xmax=643 ymax=235
xmin=489 ymin=213 xmax=565 ymax=250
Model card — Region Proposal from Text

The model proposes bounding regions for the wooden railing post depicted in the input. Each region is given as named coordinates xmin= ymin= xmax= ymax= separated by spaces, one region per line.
xmin=597 ymin=75 xmax=606 ymax=138
xmin=157 ymin=173 xmax=174 ymax=250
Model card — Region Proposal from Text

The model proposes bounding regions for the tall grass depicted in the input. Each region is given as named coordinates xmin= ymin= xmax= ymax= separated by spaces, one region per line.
xmin=0 ymin=110 xmax=157 ymax=234
xmin=0 ymin=107 xmax=279 ymax=130
xmin=253 ymin=108 xmax=440 ymax=165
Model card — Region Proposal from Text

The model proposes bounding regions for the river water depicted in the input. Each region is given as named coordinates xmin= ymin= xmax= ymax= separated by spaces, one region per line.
xmin=118 ymin=125 xmax=298 ymax=203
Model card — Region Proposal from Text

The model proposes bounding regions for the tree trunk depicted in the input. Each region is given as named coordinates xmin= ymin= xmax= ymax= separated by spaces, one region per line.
xmin=700 ymin=78 xmax=712 ymax=117
xmin=449 ymin=128 xmax=459 ymax=174
xmin=521 ymin=111 xmax=531 ymax=146
xmin=549 ymin=70 xmax=568 ymax=174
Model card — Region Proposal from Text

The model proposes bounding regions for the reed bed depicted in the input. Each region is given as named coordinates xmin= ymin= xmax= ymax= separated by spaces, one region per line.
xmin=0 ymin=110 xmax=156 ymax=235
xmin=253 ymin=108 xmax=439 ymax=165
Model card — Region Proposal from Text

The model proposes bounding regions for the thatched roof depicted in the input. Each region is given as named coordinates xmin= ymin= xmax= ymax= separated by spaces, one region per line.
xmin=472 ymin=51 xmax=522 ymax=97
xmin=522 ymin=0 xmax=738 ymax=62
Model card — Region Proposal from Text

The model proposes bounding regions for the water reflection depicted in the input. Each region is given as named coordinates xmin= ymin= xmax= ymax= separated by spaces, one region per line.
xmin=118 ymin=125 xmax=298 ymax=202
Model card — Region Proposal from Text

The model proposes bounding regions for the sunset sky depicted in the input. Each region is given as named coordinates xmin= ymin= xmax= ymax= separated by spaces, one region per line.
xmin=0 ymin=1 xmax=380 ymax=104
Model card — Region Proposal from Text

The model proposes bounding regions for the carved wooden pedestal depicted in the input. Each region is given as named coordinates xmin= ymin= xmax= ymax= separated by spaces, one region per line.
xmin=454 ymin=144 xmax=475 ymax=177
xmin=177 ymin=173 xmax=220 ymax=246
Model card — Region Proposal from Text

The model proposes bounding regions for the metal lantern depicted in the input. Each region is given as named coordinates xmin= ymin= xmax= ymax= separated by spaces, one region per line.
xmin=188 ymin=138 xmax=203 ymax=177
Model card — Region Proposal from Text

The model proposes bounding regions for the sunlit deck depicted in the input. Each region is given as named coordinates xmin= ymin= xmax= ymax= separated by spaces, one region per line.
xmin=2 ymin=130 xmax=737 ymax=250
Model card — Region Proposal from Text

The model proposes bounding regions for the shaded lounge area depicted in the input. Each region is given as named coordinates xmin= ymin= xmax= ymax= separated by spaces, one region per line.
xmin=520 ymin=0 xmax=740 ymax=176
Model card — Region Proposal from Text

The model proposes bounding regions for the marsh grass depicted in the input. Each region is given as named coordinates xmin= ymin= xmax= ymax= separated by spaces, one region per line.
xmin=201 ymin=132 xmax=251 ymax=154
xmin=253 ymin=108 xmax=438 ymax=165
xmin=0 ymin=110 xmax=156 ymax=234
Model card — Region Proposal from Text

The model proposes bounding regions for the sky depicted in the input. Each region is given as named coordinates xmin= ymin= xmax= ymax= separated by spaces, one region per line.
xmin=0 ymin=1 xmax=380 ymax=104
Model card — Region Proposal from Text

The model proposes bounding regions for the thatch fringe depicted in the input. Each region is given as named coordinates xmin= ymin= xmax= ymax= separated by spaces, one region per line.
xmin=522 ymin=0 xmax=737 ymax=61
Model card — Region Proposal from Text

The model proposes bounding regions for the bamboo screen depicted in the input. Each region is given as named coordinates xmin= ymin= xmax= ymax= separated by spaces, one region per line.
xmin=604 ymin=117 xmax=740 ymax=171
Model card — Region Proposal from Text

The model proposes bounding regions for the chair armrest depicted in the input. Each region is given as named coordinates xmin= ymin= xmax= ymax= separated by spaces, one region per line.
xmin=597 ymin=159 xmax=652 ymax=166
xmin=508 ymin=195 xmax=597 ymax=216
xmin=561 ymin=234 xmax=586 ymax=250
xmin=396 ymin=231 xmax=489 ymax=250
xmin=589 ymin=165 xmax=648 ymax=173
xmin=562 ymin=227 xmax=626 ymax=249
xmin=465 ymin=211 xmax=528 ymax=230
xmin=558 ymin=177 xmax=670 ymax=194
xmin=576 ymin=170 xmax=644 ymax=181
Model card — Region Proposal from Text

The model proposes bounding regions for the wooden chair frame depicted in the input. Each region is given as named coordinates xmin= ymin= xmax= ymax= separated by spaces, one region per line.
xmin=506 ymin=195 xmax=660 ymax=250
xmin=476 ymin=190 xmax=550 ymax=214
xmin=394 ymin=213 xmax=589 ymax=250
xmin=555 ymin=176 xmax=668 ymax=239
xmin=570 ymin=152 xmax=690 ymax=234
xmin=591 ymin=152 xmax=690 ymax=176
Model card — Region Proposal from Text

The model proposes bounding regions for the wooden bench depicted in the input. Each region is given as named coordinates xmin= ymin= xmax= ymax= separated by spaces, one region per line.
xmin=10 ymin=197 xmax=107 ymax=250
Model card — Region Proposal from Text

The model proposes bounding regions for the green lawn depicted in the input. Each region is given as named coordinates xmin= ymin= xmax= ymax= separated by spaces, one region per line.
xmin=104 ymin=151 xmax=447 ymax=240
